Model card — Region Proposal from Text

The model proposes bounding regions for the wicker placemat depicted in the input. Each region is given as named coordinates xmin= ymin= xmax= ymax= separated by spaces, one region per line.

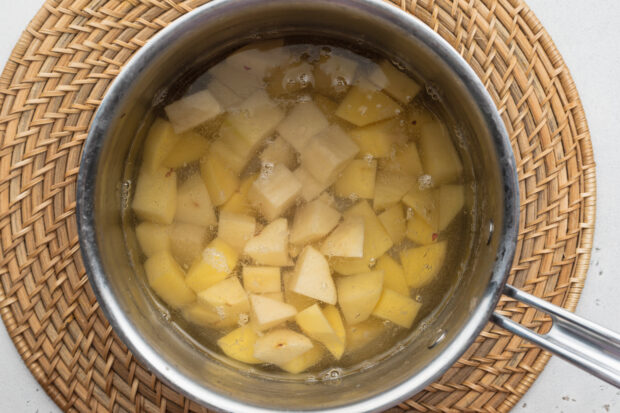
xmin=0 ymin=0 xmax=595 ymax=411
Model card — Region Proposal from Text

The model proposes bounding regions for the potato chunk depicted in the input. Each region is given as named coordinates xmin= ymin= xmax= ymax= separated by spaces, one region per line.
xmin=183 ymin=302 xmax=237 ymax=329
xmin=218 ymin=211 xmax=256 ymax=252
xmin=418 ymin=122 xmax=463 ymax=185
xmin=200 ymin=153 xmax=240 ymax=206
xmin=437 ymin=184 xmax=464 ymax=230
xmin=296 ymin=304 xmax=344 ymax=359
xmin=378 ymin=204 xmax=406 ymax=244
xmin=343 ymin=201 xmax=393 ymax=260
xmin=335 ymin=84 xmax=401 ymax=126
xmin=198 ymin=277 xmax=250 ymax=326
xmin=334 ymin=159 xmax=377 ymax=199
xmin=405 ymin=214 xmax=437 ymax=245
xmin=207 ymin=78 xmax=242 ymax=110
xmin=373 ymin=171 xmax=415 ymax=212
xmin=208 ymin=61 xmax=263 ymax=99
xmin=336 ymin=270 xmax=383 ymax=325
xmin=289 ymin=246 xmax=337 ymax=304
xmin=175 ymin=174 xmax=217 ymax=227
xmin=293 ymin=167 xmax=332 ymax=202
xmin=162 ymin=131 xmax=210 ymax=168
xmin=320 ymin=217 xmax=364 ymax=258
xmin=253 ymin=329 xmax=313 ymax=365
xmin=400 ymin=241 xmax=447 ymax=288
xmin=314 ymin=53 xmax=358 ymax=97
xmin=243 ymin=266 xmax=281 ymax=293
xmin=185 ymin=238 xmax=239 ymax=293
xmin=277 ymin=101 xmax=329 ymax=152
xmin=372 ymin=288 xmax=421 ymax=328
xmin=169 ymin=223 xmax=207 ymax=268
xmin=368 ymin=60 xmax=422 ymax=104
xmin=221 ymin=173 xmax=258 ymax=216
xmin=301 ymin=125 xmax=359 ymax=185
xmin=374 ymin=255 xmax=409 ymax=295
xmin=164 ymin=90 xmax=223 ymax=134
xmin=135 ymin=222 xmax=170 ymax=257
xmin=144 ymin=251 xmax=195 ymax=308
xmin=132 ymin=167 xmax=177 ymax=225
xmin=250 ymin=294 xmax=297 ymax=331
xmin=243 ymin=218 xmax=290 ymax=266
xmin=217 ymin=325 xmax=262 ymax=364
xmin=248 ymin=163 xmax=301 ymax=221
xmin=379 ymin=142 xmax=424 ymax=177
xmin=141 ymin=118 xmax=180 ymax=172
xmin=290 ymin=199 xmax=341 ymax=245
xmin=402 ymin=186 xmax=438 ymax=230
xmin=350 ymin=120 xmax=405 ymax=158
xmin=260 ymin=136 xmax=297 ymax=170
xmin=279 ymin=344 xmax=324 ymax=374
xmin=267 ymin=61 xmax=315 ymax=96
xmin=283 ymin=270 xmax=318 ymax=312
xmin=322 ymin=305 xmax=346 ymax=354
xmin=345 ymin=319 xmax=385 ymax=353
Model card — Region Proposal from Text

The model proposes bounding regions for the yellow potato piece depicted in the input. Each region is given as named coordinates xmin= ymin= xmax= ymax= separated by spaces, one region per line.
xmin=349 ymin=120 xmax=404 ymax=158
xmin=335 ymin=84 xmax=402 ymax=126
xmin=185 ymin=238 xmax=239 ymax=293
xmin=374 ymin=255 xmax=409 ymax=295
xmin=334 ymin=159 xmax=377 ymax=199
xmin=198 ymin=277 xmax=250 ymax=325
xmin=379 ymin=142 xmax=424 ymax=177
xmin=218 ymin=211 xmax=256 ymax=252
xmin=323 ymin=305 xmax=346 ymax=356
xmin=405 ymin=214 xmax=437 ymax=246
xmin=368 ymin=60 xmax=422 ymax=104
xmin=243 ymin=266 xmax=281 ymax=293
xmin=437 ymin=184 xmax=465 ymax=230
xmin=372 ymin=288 xmax=421 ymax=328
xmin=253 ymin=329 xmax=313 ymax=365
xmin=373 ymin=171 xmax=415 ymax=212
xmin=279 ymin=344 xmax=325 ymax=374
xmin=250 ymin=294 xmax=297 ymax=331
xmin=162 ymin=131 xmax=210 ymax=168
xmin=378 ymin=204 xmax=406 ymax=244
xmin=135 ymin=222 xmax=171 ymax=257
xmin=343 ymin=201 xmax=393 ymax=260
xmin=220 ymin=173 xmax=258 ymax=216
xmin=418 ymin=122 xmax=463 ymax=185
xmin=283 ymin=271 xmax=317 ymax=312
xmin=402 ymin=186 xmax=438 ymax=231
xmin=141 ymin=118 xmax=180 ymax=172
xmin=248 ymin=163 xmax=302 ymax=221
xmin=217 ymin=325 xmax=262 ymax=364
xmin=132 ymin=167 xmax=177 ymax=225
xmin=296 ymin=304 xmax=344 ymax=359
xmin=345 ymin=319 xmax=386 ymax=353
xmin=200 ymin=153 xmax=240 ymax=206
xmin=175 ymin=174 xmax=217 ymax=227
xmin=182 ymin=302 xmax=237 ymax=328
xmin=330 ymin=256 xmax=372 ymax=276
xmin=300 ymin=125 xmax=359 ymax=185
xmin=400 ymin=242 xmax=447 ymax=288
xmin=144 ymin=251 xmax=195 ymax=308
xmin=336 ymin=270 xmax=383 ymax=325
xmin=169 ymin=223 xmax=207 ymax=268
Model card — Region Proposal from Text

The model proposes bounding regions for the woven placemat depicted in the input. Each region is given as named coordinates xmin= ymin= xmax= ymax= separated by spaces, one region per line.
xmin=0 ymin=0 xmax=595 ymax=411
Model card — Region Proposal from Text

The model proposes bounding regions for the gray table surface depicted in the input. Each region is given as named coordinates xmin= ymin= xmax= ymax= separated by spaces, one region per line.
xmin=1 ymin=1 xmax=619 ymax=412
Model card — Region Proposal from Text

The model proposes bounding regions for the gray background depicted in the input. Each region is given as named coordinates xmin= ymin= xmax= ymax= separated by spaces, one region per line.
xmin=0 ymin=1 xmax=618 ymax=412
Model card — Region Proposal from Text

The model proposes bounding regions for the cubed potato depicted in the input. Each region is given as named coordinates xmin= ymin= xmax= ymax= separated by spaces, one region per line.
xmin=314 ymin=94 xmax=340 ymax=122
xmin=373 ymin=171 xmax=415 ymax=212
xmin=289 ymin=246 xmax=337 ymax=304
xmin=164 ymin=90 xmax=223 ymax=134
xmin=330 ymin=256 xmax=371 ymax=276
xmin=283 ymin=271 xmax=317 ymax=312
xmin=378 ymin=204 xmax=406 ymax=244
xmin=169 ymin=223 xmax=207 ymax=268
xmin=248 ymin=163 xmax=302 ymax=221
xmin=225 ymin=90 xmax=285 ymax=150
xmin=336 ymin=270 xmax=383 ymax=325
xmin=379 ymin=142 xmax=424 ymax=177
xmin=296 ymin=304 xmax=344 ymax=359
xmin=276 ymin=101 xmax=329 ymax=153
xmin=200 ymin=153 xmax=240 ymax=206
xmin=141 ymin=118 xmax=180 ymax=172
xmin=175 ymin=174 xmax=217 ymax=227
xmin=345 ymin=319 xmax=385 ymax=353
xmin=260 ymin=136 xmax=297 ymax=170
xmin=418 ymin=122 xmax=463 ymax=185
xmin=132 ymin=166 xmax=177 ymax=225
xmin=402 ymin=186 xmax=438 ymax=230
xmin=437 ymin=184 xmax=464 ymax=230
xmin=301 ymin=125 xmax=359 ymax=185
xmin=253 ymin=329 xmax=313 ymax=365
xmin=243 ymin=266 xmax=281 ymax=293
xmin=250 ymin=294 xmax=297 ymax=331
xmin=144 ymin=251 xmax=195 ymax=308
xmin=217 ymin=325 xmax=262 ymax=364
xmin=243 ymin=218 xmax=290 ymax=266
xmin=220 ymin=173 xmax=258 ymax=215
xmin=293 ymin=167 xmax=332 ymax=202
xmin=218 ymin=211 xmax=256 ymax=252
xmin=225 ymin=40 xmax=290 ymax=82
xmin=209 ymin=128 xmax=252 ymax=175
xmin=374 ymin=255 xmax=409 ymax=295
xmin=267 ymin=61 xmax=315 ymax=96
xmin=290 ymin=199 xmax=341 ymax=245
xmin=405 ymin=214 xmax=437 ymax=245
xmin=279 ymin=344 xmax=324 ymax=374
xmin=322 ymin=305 xmax=346 ymax=358
xmin=367 ymin=60 xmax=422 ymax=104
xmin=135 ymin=222 xmax=170 ymax=257
xmin=400 ymin=241 xmax=447 ymax=288
xmin=185 ymin=238 xmax=239 ymax=293
xmin=198 ymin=277 xmax=250 ymax=325
xmin=262 ymin=291 xmax=284 ymax=302
xmin=162 ymin=131 xmax=210 ymax=168
xmin=343 ymin=201 xmax=393 ymax=260
xmin=350 ymin=120 xmax=405 ymax=158
xmin=208 ymin=60 xmax=264 ymax=99
xmin=335 ymin=84 xmax=402 ymax=127
xmin=314 ymin=53 xmax=358 ymax=97
xmin=372 ymin=288 xmax=421 ymax=328
xmin=334 ymin=159 xmax=377 ymax=199
xmin=320 ymin=217 xmax=364 ymax=258
xmin=207 ymin=78 xmax=242 ymax=110
xmin=182 ymin=302 xmax=238 ymax=329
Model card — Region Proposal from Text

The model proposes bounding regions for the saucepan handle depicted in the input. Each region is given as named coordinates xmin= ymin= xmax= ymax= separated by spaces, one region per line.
xmin=491 ymin=284 xmax=620 ymax=388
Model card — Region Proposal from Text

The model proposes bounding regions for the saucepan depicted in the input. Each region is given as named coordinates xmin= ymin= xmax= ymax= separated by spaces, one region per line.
xmin=76 ymin=0 xmax=620 ymax=411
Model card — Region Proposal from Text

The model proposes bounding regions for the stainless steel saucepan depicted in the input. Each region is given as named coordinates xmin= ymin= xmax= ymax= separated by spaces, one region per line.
xmin=76 ymin=0 xmax=620 ymax=411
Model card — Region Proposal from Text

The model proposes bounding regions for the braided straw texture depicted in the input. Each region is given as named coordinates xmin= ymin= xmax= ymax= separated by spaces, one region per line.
xmin=0 ymin=0 xmax=595 ymax=411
